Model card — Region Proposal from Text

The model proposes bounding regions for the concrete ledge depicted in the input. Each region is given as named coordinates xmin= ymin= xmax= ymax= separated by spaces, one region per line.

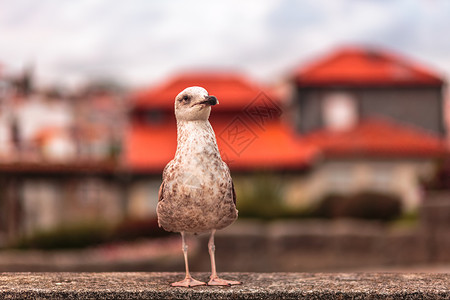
xmin=0 ymin=273 xmax=449 ymax=299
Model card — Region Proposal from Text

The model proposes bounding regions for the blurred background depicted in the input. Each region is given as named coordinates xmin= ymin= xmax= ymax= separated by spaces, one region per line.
xmin=0 ymin=0 xmax=449 ymax=272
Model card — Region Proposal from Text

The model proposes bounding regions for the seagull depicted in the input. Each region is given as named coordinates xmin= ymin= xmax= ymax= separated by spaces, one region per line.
xmin=157 ymin=86 xmax=241 ymax=287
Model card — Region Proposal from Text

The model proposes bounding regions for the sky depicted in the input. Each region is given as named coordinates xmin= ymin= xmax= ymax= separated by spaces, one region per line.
xmin=1 ymin=0 xmax=450 ymax=90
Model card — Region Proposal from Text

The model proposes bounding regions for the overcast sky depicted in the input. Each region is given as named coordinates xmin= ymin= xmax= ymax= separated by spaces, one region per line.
xmin=1 ymin=0 xmax=450 ymax=89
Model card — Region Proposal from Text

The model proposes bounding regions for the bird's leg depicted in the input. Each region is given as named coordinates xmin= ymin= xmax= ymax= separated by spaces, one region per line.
xmin=171 ymin=232 xmax=206 ymax=287
xmin=207 ymin=229 xmax=242 ymax=286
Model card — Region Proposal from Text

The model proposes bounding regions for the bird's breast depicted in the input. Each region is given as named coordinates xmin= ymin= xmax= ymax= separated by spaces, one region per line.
xmin=169 ymin=121 xmax=230 ymax=202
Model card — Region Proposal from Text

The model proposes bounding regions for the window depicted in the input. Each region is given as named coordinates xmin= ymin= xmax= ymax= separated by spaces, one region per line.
xmin=322 ymin=92 xmax=358 ymax=131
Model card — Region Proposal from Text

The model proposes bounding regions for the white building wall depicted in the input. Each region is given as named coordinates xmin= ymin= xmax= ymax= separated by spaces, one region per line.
xmin=284 ymin=159 xmax=437 ymax=213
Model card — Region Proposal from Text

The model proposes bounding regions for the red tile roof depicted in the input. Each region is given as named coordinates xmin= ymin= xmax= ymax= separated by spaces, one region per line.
xmin=131 ymin=71 xmax=271 ymax=111
xmin=124 ymin=120 xmax=318 ymax=173
xmin=302 ymin=118 xmax=448 ymax=158
xmin=293 ymin=47 xmax=444 ymax=87
xmin=125 ymin=63 xmax=447 ymax=174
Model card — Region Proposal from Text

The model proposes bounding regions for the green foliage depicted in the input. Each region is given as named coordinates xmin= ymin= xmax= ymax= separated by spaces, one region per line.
xmin=15 ymin=221 xmax=112 ymax=250
xmin=14 ymin=218 xmax=171 ymax=250
xmin=312 ymin=191 xmax=402 ymax=221
xmin=389 ymin=210 xmax=419 ymax=228
xmin=236 ymin=173 xmax=303 ymax=219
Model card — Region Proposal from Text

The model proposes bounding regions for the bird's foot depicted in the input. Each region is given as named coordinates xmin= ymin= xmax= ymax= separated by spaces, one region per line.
xmin=208 ymin=276 xmax=242 ymax=286
xmin=171 ymin=277 xmax=206 ymax=288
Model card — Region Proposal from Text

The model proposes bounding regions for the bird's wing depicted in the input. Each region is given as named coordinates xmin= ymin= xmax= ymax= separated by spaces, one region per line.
xmin=158 ymin=161 xmax=172 ymax=202
xmin=223 ymin=161 xmax=236 ymax=205
xmin=231 ymin=181 xmax=236 ymax=206
xmin=158 ymin=181 xmax=165 ymax=202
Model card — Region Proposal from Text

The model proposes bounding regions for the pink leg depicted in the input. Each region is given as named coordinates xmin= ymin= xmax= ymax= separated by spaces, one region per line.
xmin=171 ymin=232 xmax=206 ymax=287
xmin=207 ymin=229 xmax=242 ymax=286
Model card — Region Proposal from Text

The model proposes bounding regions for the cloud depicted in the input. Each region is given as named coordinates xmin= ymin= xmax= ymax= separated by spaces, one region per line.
xmin=0 ymin=0 xmax=449 ymax=89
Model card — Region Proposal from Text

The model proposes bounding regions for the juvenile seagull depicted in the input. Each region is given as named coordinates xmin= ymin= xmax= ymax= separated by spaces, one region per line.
xmin=157 ymin=86 xmax=240 ymax=287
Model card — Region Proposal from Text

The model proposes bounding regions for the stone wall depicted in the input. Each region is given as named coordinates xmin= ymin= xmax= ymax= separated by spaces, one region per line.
xmin=0 ymin=273 xmax=448 ymax=299
xmin=192 ymin=219 xmax=428 ymax=272
xmin=421 ymin=191 xmax=450 ymax=262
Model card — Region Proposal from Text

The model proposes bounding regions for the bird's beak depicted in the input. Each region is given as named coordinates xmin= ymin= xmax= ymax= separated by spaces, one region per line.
xmin=203 ymin=95 xmax=218 ymax=106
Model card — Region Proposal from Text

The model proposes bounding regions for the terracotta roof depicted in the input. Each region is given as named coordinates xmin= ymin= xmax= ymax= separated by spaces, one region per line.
xmin=293 ymin=47 xmax=444 ymax=87
xmin=131 ymin=71 xmax=271 ymax=111
xmin=124 ymin=120 xmax=318 ymax=173
xmin=302 ymin=118 xmax=448 ymax=158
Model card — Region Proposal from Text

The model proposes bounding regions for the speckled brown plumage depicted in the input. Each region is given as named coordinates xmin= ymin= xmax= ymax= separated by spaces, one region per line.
xmin=157 ymin=87 xmax=238 ymax=234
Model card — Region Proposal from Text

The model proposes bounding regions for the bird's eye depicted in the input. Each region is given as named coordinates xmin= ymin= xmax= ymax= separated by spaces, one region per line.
xmin=182 ymin=95 xmax=190 ymax=102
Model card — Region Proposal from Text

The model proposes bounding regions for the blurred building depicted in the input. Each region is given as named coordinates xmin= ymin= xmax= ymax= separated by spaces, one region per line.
xmin=289 ymin=47 xmax=447 ymax=211
xmin=0 ymin=67 xmax=128 ymax=245
xmin=72 ymin=83 xmax=127 ymax=161
xmin=0 ymin=46 xmax=448 ymax=246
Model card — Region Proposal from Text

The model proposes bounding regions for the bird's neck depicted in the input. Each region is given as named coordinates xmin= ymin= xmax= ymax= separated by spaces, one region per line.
xmin=175 ymin=119 xmax=220 ymax=158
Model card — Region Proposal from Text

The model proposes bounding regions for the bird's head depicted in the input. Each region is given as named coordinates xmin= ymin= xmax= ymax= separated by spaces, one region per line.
xmin=174 ymin=86 xmax=218 ymax=121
